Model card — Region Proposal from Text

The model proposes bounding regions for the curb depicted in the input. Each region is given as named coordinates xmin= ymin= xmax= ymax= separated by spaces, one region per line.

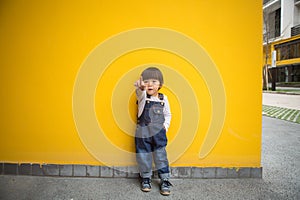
xmin=263 ymin=91 xmax=300 ymax=95
xmin=0 ymin=163 xmax=262 ymax=179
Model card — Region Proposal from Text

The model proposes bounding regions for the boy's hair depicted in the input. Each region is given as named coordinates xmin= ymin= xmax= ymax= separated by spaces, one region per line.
xmin=141 ymin=67 xmax=164 ymax=86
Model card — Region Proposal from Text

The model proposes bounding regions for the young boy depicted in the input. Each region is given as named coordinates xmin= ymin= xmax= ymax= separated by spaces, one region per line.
xmin=134 ymin=67 xmax=173 ymax=196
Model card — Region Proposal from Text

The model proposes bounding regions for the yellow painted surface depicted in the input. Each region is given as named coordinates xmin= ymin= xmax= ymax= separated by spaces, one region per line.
xmin=267 ymin=35 xmax=300 ymax=66
xmin=276 ymin=58 xmax=300 ymax=66
xmin=0 ymin=0 xmax=262 ymax=167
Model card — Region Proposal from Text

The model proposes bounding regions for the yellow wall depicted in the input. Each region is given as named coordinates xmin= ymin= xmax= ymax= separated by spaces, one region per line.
xmin=0 ymin=0 xmax=262 ymax=167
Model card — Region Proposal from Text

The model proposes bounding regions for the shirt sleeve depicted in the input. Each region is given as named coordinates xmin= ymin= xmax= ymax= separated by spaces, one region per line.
xmin=135 ymin=88 xmax=146 ymax=118
xmin=163 ymin=95 xmax=172 ymax=131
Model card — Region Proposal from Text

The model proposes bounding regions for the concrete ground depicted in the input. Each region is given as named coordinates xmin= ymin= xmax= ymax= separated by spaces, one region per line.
xmin=0 ymin=93 xmax=299 ymax=199
xmin=0 ymin=116 xmax=299 ymax=200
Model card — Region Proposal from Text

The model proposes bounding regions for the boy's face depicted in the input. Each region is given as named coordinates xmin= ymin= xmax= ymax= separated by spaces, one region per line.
xmin=143 ymin=79 xmax=161 ymax=97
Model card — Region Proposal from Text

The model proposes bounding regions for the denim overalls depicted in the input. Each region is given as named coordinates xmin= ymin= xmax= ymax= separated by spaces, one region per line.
xmin=135 ymin=93 xmax=170 ymax=179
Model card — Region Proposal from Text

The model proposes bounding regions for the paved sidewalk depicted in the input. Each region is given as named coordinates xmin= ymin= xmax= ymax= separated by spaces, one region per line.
xmin=263 ymin=93 xmax=300 ymax=110
xmin=1 ymin=116 xmax=299 ymax=200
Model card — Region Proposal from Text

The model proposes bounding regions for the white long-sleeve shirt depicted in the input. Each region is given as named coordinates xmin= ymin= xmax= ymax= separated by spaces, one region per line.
xmin=136 ymin=88 xmax=171 ymax=131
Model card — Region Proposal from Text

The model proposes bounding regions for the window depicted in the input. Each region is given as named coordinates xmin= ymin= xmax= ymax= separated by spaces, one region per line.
xmin=275 ymin=8 xmax=281 ymax=37
xmin=275 ymin=39 xmax=300 ymax=60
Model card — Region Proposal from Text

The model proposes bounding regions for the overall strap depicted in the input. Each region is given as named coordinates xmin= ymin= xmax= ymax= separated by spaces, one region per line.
xmin=158 ymin=93 xmax=165 ymax=106
xmin=158 ymin=93 xmax=164 ymax=100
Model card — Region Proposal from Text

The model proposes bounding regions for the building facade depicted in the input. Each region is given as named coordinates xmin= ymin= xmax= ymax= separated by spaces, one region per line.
xmin=263 ymin=0 xmax=300 ymax=87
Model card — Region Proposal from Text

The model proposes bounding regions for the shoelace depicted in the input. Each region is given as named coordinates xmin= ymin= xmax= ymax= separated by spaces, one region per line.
xmin=161 ymin=179 xmax=173 ymax=187
xmin=143 ymin=178 xmax=151 ymax=184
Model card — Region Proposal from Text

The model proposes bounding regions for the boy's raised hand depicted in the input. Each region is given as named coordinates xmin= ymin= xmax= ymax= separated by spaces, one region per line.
xmin=134 ymin=76 xmax=146 ymax=90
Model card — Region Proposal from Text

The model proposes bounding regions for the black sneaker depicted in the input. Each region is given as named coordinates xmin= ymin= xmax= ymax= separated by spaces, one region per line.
xmin=160 ymin=179 xmax=173 ymax=196
xmin=141 ymin=178 xmax=151 ymax=192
